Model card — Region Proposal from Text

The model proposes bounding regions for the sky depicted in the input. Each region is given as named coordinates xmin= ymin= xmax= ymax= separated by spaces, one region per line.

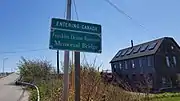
xmin=0 ymin=0 xmax=180 ymax=72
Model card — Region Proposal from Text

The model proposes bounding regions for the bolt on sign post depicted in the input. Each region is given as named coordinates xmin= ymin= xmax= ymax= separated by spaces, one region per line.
xmin=49 ymin=18 xmax=102 ymax=101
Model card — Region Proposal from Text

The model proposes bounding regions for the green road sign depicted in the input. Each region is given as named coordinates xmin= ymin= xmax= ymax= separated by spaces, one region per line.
xmin=49 ymin=18 xmax=102 ymax=53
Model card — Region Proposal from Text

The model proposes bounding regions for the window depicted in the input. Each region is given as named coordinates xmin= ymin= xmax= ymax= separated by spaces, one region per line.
xmin=133 ymin=46 xmax=141 ymax=53
xmin=131 ymin=60 xmax=135 ymax=68
xmin=171 ymin=46 xmax=174 ymax=50
xmin=139 ymin=58 xmax=143 ymax=73
xmin=119 ymin=62 xmax=122 ymax=69
xmin=173 ymin=56 xmax=177 ymax=66
xmin=148 ymin=42 xmax=157 ymax=50
xmin=140 ymin=44 xmax=149 ymax=52
xmin=125 ymin=61 xmax=128 ymax=69
xmin=166 ymin=56 xmax=170 ymax=67
xmin=126 ymin=48 xmax=134 ymax=55
xmin=113 ymin=64 xmax=116 ymax=69
xmin=162 ymin=77 xmax=166 ymax=84
xmin=139 ymin=58 xmax=142 ymax=67
xmin=121 ymin=50 xmax=128 ymax=56
xmin=116 ymin=51 xmax=122 ymax=58
xmin=147 ymin=56 xmax=152 ymax=66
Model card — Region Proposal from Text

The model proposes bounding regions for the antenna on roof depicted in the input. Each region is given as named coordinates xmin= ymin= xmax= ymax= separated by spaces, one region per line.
xmin=131 ymin=40 xmax=134 ymax=48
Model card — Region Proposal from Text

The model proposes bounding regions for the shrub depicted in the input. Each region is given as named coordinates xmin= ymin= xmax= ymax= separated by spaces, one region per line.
xmin=67 ymin=60 xmax=150 ymax=101
xmin=18 ymin=57 xmax=158 ymax=101
xmin=18 ymin=57 xmax=63 ymax=101
xmin=18 ymin=57 xmax=54 ymax=84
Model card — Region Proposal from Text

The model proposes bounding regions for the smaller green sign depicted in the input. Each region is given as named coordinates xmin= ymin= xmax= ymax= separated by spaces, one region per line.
xmin=51 ymin=18 xmax=101 ymax=33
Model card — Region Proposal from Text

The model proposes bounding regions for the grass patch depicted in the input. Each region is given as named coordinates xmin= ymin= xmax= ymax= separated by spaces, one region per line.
xmin=144 ymin=92 xmax=180 ymax=101
xmin=160 ymin=96 xmax=180 ymax=101
xmin=29 ymin=78 xmax=63 ymax=101
xmin=151 ymin=92 xmax=180 ymax=98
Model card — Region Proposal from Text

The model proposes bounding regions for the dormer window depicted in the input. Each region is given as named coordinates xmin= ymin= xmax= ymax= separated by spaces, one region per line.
xmin=148 ymin=42 xmax=157 ymax=50
xmin=140 ymin=44 xmax=149 ymax=52
xmin=116 ymin=51 xmax=122 ymax=58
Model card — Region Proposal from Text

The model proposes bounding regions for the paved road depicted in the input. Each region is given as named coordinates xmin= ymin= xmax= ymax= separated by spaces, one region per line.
xmin=0 ymin=73 xmax=29 ymax=101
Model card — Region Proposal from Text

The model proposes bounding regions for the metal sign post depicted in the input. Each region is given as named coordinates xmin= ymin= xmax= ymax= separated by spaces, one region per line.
xmin=75 ymin=52 xmax=80 ymax=101
xmin=71 ymin=52 xmax=75 ymax=91
xmin=57 ymin=50 xmax=60 ymax=74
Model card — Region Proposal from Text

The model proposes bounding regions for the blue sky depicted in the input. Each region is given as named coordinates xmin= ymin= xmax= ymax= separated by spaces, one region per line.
xmin=0 ymin=0 xmax=180 ymax=72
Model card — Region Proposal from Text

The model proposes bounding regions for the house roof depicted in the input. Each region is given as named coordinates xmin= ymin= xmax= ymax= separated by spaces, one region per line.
xmin=110 ymin=37 xmax=171 ymax=63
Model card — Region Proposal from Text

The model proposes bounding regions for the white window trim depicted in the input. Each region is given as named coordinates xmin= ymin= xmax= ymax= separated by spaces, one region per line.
xmin=125 ymin=61 xmax=128 ymax=69
xmin=113 ymin=64 xmax=116 ymax=69
xmin=166 ymin=56 xmax=170 ymax=67
xmin=147 ymin=56 xmax=152 ymax=67
xmin=119 ymin=63 xmax=122 ymax=69
xmin=171 ymin=46 xmax=174 ymax=50
xmin=131 ymin=60 xmax=135 ymax=68
xmin=139 ymin=58 xmax=142 ymax=67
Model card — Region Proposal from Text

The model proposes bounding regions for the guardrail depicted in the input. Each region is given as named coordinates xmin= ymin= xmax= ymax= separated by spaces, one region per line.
xmin=15 ymin=80 xmax=40 ymax=101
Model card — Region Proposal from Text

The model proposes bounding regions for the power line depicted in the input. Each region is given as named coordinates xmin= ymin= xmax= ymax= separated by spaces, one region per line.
xmin=0 ymin=48 xmax=48 ymax=55
xmin=73 ymin=0 xmax=79 ymax=20
xmin=72 ymin=0 xmax=88 ymax=60
xmin=103 ymin=0 xmax=147 ymax=30
xmin=64 ymin=1 xmax=66 ymax=18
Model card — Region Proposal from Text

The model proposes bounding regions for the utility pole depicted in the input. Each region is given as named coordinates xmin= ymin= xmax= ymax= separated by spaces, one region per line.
xmin=63 ymin=0 xmax=71 ymax=101
xmin=2 ymin=58 xmax=8 ymax=76
xmin=57 ymin=50 xmax=60 ymax=74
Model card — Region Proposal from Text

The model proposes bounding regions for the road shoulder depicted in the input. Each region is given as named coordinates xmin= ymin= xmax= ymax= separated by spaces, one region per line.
xmin=19 ymin=87 xmax=29 ymax=101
